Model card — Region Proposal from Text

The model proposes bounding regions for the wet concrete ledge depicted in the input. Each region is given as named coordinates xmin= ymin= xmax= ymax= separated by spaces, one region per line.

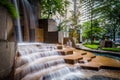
xmin=76 ymin=47 xmax=120 ymax=56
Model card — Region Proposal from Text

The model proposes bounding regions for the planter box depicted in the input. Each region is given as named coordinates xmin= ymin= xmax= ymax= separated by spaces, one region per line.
xmin=39 ymin=19 xmax=58 ymax=43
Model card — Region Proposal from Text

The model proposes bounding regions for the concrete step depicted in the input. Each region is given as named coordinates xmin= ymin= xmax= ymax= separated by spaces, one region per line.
xmin=64 ymin=55 xmax=83 ymax=64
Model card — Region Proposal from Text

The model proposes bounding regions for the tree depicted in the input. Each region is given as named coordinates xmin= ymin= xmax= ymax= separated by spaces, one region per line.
xmin=82 ymin=20 xmax=106 ymax=42
xmin=80 ymin=0 xmax=95 ymax=43
xmin=40 ymin=0 xmax=70 ymax=19
xmin=68 ymin=10 xmax=81 ymax=43
xmin=58 ymin=20 xmax=69 ymax=31
xmin=82 ymin=21 xmax=91 ymax=40
xmin=92 ymin=0 xmax=120 ymax=41
xmin=65 ymin=0 xmax=83 ymax=43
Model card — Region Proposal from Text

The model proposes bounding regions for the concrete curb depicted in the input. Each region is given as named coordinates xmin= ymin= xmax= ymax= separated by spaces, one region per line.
xmin=76 ymin=44 xmax=120 ymax=56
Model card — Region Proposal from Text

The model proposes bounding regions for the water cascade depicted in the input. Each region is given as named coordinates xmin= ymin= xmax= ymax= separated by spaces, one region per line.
xmin=21 ymin=0 xmax=38 ymax=42
xmin=42 ymin=67 xmax=72 ymax=80
xmin=16 ymin=51 xmax=61 ymax=68
xmin=15 ymin=43 xmax=120 ymax=80
xmin=13 ymin=0 xmax=23 ymax=42
xmin=15 ymin=43 xmax=77 ymax=80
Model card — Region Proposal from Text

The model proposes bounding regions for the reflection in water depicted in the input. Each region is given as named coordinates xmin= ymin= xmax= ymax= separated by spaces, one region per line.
xmin=93 ymin=52 xmax=120 ymax=61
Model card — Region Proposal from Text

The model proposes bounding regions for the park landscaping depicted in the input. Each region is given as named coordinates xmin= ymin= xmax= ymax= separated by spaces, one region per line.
xmin=102 ymin=47 xmax=120 ymax=52
xmin=84 ymin=43 xmax=120 ymax=52
xmin=84 ymin=43 xmax=99 ymax=49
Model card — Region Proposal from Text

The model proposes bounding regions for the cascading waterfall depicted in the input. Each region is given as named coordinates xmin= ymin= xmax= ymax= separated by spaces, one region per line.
xmin=42 ymin=67 xmax=72 ymax=80
xmin=13 ymin=0 xmax=23 ymax=42
xmin=22 ymin=64 xmax=69 ymax=80
xmin=15 ymin=43 xmax=64 ymax=79
xmin=15 ymin=59 xmax=65 ymax=79
xmin=21 ymin=0 xmax=38 ymax=42
xmin=15 ymin=43 xmax=77 ymax=80
xmin=15 ymin=43 xmax=119 ymax=80
xmin=42 ymin=66 xmax=86 ymax=80
xmin=16 ymin=51 xmax=62 ymax=68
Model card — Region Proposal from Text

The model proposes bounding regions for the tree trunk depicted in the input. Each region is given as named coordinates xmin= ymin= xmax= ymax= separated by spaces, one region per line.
xmin=90 ymin=0 xmax=93 ymax=44
xmin=113 ymin=29 xmax=116 ymax=41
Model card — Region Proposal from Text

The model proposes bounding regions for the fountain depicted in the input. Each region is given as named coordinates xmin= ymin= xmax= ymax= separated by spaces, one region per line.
xmin=0 ymin=0 xmax=120 ymax=79
xmin=13 ymin=0 xmax=23 ymax=42
xmin=15 ymin=43 xmax=78 ymax=80
xmin=20 ymin=0 xmax=38 ymax=42
xmin=15 ymin=43 xmax=120 ymax=80
xmin=11 ymin=0 xmax=120 ymax=79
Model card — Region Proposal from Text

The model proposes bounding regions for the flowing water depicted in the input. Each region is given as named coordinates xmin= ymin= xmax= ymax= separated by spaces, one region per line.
xmin=15 ymin=43 xmax=120 ymax=80
xmin=15 ymin=43 xmax=63 ymax=79
xmin=10 ymin=0 xmax=120 ymax=79
xmin=20 ymin=0 xmax=38 ymax=42
xmin=16 ymin=51 xmax=60 ymax=67
xmin=13 ymin=0 xmax=23 ymax=42
xmin=15 ymin=43 xmax=78 ymax=80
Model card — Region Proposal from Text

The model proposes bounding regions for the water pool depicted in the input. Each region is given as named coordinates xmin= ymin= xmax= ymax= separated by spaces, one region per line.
xmin=93 ymin=52 xmax=120 ymax=61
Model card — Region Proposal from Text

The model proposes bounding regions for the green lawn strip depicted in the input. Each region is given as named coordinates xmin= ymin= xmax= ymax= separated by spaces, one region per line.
xmin=84 ymin=44 xmax=99 ymax=49
xmin=84 ymin=43 xmax=120 ymax=52
xmin=102 ymin=48 xmax=120 ymax=52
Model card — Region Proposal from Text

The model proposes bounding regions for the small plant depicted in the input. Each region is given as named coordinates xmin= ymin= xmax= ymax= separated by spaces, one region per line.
xmin=0 ymin=0 xmax=18 ymax=18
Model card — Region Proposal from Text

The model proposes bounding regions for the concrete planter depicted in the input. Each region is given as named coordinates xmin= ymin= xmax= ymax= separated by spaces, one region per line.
xmin=0 ymin=6 xmax=14 ymax=41
xmin=58 ymin=31 xmax=69 ymax=44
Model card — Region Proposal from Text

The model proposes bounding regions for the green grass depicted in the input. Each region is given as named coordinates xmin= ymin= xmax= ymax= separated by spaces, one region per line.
xmin=84 ymin=43 xmax=120 ymax=52
xmin=102 ymin=48 xmax=120 ymax=52
xmin=84 ymin=44 xmax=99 ymax=49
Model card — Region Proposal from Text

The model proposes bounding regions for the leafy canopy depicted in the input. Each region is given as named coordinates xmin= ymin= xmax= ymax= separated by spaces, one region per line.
xmin=82 ymin=20 xmax=106 ymax=39
xmin=92 ymin=0 xmax=120 ymax=40
xmin=40 ymin=0 xmax=70 ymax=18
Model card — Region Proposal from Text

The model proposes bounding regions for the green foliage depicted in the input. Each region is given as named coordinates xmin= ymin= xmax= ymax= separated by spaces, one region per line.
xmin=92 ymin=0 xmax=120 ymax=41
xmin=69 ymin=29 xmax=79 ymax=43
xmin=84 ymin=44 xmax=99 ymax=49
xmin=58 ymin=20 xmax=69 ymax=31
xmin=82 ymin=20 xmax=106 ymax=40
xmin=69 ymin=10 xmax=81 ymax=29
xmin=0 ymin=0 xmax=18 ymax=18
xmin=82 ymin=21 xmax=91 ymax=39
xmin=40 ymin=0 xmax=70 ymax=19
xmin=102 ymin=48 xmax=120 ymax=52
xmin=118 ymin=32 xmax=120 ymax=36
xmin=84 ymin=43 xmax=120 ymax=52
xmin=68 ymin=5 xmax=81 ymax=43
